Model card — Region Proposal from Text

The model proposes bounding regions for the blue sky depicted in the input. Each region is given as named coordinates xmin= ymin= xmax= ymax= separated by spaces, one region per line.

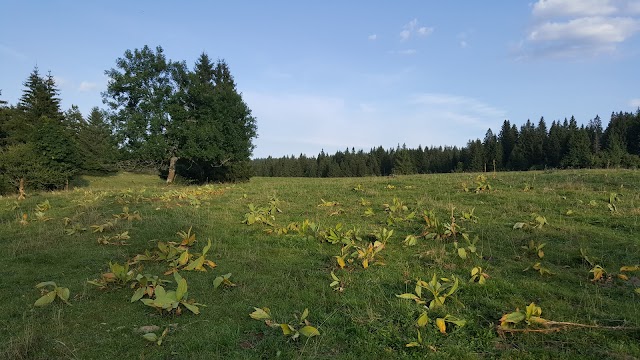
xmin=2 ymin=0 xmax=640 ymax=158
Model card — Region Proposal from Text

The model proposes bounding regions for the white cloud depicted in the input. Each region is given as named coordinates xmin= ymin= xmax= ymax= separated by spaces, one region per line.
xmin=53 ymin=76 xmax=68 ymax=87
xmin=78 ymin=81 xmax=98 ymax=92
xmin=399 ymin=18 xmax=432 ymax=41
xmin=0 ymin=44 xmax=28 ymax=60
xmin=400 ymin=29 xmax=411 ymax=41
xmin=244 ymin=90 xmax=505 ymax=158
xmin=520 ymin=1 xmax=640 ymax=58
xmin=460 ymin=40 xmax=468 ymax=48
xmin=368 ymin=34 xmax=377 ymax=41
xmin=396 ymin=49 xmax=417 ymax=55
xmin=629 ymin=98 xmax=640 ymax=107
xmin=410 ymin=93 xmax=506 ymax=126
xmin=529 ymin=17 xmax=639 ymax=43
xmin=417 ymin=27 xmax=434 ymax=37
xmin=532 ymin=0 xmax=617 ymax=18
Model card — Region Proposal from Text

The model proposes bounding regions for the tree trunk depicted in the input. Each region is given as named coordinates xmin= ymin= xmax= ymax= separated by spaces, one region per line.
xmin=18 ymin=177 xmax=26 ymax=200
xmin=166 ymin=156 xmax=179 ymax=184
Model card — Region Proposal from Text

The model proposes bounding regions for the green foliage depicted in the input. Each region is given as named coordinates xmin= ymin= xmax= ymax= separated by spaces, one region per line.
xmin=454 ymin=233 xmax=480 ymax=260
xmin=249 ymin=307 xmax=320 ymax=340
xmin=469 ymin=266 xmax=489 ymax=284
xmin=513 ymin=213 xmax=549 ymax=230
xmin=88 ymin=262 xmax=135 ymax=288
xmin=397 ymin=274 xmax=460 ymax=309
xmin=608 ymin=192 xmax=621 ymax=212
xmin=130 ymin=274 xmax=170 ymax=302
xmin=242 ymin=197 xmax=281 ymax=226
xmin=522 ymin=239 xmax=546 ymax=259
xmin=329 ymin=271 xmax=345 ymax=292
xmin=142 ymin=327 xmax=170 ymax=346
xmin=139 ymin=272 xmax=204 ymax=315
xmin=34 ymin=281 xmax=70 ymax=307
xmin=499 ymin=302 xmax=546 ymax=329
xmin=213 ymin=273 xmax=236 ymax=289
xmin=103 ymin=46 xmax=257 ymax=182
xmin=524 ymin=262 xmax=554 ymax=276
xmin=383 ymin=197 xmax=415 ymax=225
xmin=113 ymin=206 xmax=142 ymax=221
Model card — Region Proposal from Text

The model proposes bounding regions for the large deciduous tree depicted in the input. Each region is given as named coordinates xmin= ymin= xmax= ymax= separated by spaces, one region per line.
xmin=103 ymin=45 xmax=176 ymax=167
xmin=103 ymin=46 xmax=257 ymax=183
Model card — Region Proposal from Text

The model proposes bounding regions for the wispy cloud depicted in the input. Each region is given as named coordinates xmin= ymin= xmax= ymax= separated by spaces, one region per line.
xmin=391 ymin=49 xmax=417 ymax=55
xmin=410 ymin=93 xmax=507 ymax=127
xmin=78 ymin=81 xmax=98 ymax=92
xmin=399 ymin=18 xmax=433 ymax=41
xmin=417 ymin=27 xmax=434 ymax=37
xmin=519 ymin=0 xmax=640 ymax=59
xmin=0 ymin=44 xmax=28 ymax=60
xmin=244 ymin=90 xmax=507 ymax=158
xmin=368 ymin=34 xmax=377 ymax=41
xmin=458 ymin=31 xmax=471 ymax=48
xmin=532 ymin=0 xmax=617 ymax=18
xmin=630 ymin=98 xmax=640 ymax=108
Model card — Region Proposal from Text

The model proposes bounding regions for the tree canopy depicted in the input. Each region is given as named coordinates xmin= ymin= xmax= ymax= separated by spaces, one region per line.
xmin=102 ymin=46 xmax=257 ymax=183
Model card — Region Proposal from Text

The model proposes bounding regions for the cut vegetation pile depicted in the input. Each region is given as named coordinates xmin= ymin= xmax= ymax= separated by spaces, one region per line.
xmin=1 ymin=170 xmax=639 ymax=359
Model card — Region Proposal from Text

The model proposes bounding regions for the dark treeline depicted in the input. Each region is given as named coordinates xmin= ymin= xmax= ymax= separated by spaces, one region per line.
xmin=253 ymin=112 xmax=640 ymax=177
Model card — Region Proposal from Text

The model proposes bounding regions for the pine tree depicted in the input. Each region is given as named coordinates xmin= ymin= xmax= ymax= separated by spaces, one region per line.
xmin=76 ymin=107 xmax=118 ymax=173
xmin=1 ymin=67 xmax=81 ymax=194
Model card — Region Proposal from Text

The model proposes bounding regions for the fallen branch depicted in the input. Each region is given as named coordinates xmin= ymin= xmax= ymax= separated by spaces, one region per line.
xmin=497 ymin=320 xmax=640 ymax=337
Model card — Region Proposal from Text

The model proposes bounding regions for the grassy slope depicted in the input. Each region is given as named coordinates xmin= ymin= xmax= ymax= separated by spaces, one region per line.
xmin=0 ymin=170 xmax=639 ymax=359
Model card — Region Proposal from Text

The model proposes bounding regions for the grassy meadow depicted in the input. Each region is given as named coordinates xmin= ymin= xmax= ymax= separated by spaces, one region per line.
xmin=1 ymin=170 xmax=639 ymax=359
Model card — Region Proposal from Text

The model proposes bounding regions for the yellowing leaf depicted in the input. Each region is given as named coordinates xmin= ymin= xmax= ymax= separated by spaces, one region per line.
xmin=436 ymin=318 xmax=446 ymax=334
xmin=406 ymin=342 xmax=421 ymax=347
xmin=417 ymin=312 xmax=429 ymax=327
xmin=178 ymin=251 xmax=190 ymax=266
xmin=620 ymin=265 xmax=640 ymax=272
xmin=499 ymin=311 xmax=525 ymax=327
xmin=299 ymin=325 xmax=320 ymax=337
xmin=250 ymin=307 xmax=271 ymax=320
xmin=396 ymin=293 xmax=420 ymax=300
xmin=362 ymin=258 xmax=369 ymax=269
xmin=335 ymin=256 xmax=346 ymax=269
xmin=280 ymin=323 xmax=294 ymax=336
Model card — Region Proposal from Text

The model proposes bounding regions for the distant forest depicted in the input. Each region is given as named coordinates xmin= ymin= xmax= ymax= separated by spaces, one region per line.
xmin=253 ymin=111 xmax=640 ymax=177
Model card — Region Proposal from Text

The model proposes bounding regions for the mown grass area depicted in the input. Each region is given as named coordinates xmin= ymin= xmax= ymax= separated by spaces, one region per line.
xmin=1 ymin=170 xmax=639 ymax=359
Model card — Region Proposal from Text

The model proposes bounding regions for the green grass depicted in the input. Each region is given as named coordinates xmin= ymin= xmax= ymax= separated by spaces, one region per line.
xmin=1 ymin=170 xmax=639 ymax=359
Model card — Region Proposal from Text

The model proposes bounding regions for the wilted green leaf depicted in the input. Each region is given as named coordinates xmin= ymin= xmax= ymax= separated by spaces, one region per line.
xmin=142 ymin=333 xmax=158 ymax=342
xmin=34 ymin=291 xmax=56 ymax=307
xmin=182 ymin=302 xmax=200 ymax=314
xmin=131 ymin=287 xmax=146 ymax=302
xmin=396 ymin=293 xmax=420 ymax=300
xmin=417 ymin=312 xmax=429 ymax=327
